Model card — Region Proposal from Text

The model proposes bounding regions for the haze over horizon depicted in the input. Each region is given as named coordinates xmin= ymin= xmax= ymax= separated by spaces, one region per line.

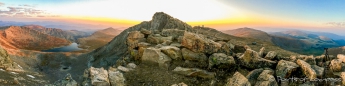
xmin=0 ymin=0 xmax=344 ymax=35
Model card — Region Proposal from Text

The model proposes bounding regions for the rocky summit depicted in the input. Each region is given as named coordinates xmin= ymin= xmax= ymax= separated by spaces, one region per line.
xmin=2 ymin=12 xmax=345 ymax=86
xmin=63 ymin=12 xmax=344 ymax=86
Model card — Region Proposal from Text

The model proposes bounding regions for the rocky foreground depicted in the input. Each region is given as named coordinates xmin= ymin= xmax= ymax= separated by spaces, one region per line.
xmin=2 ymin=12 xmax=345 ymax=86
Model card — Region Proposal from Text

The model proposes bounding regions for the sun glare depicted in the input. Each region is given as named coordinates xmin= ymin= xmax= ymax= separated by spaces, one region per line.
xmin=46 ymin=0 xmax=238 ymax=23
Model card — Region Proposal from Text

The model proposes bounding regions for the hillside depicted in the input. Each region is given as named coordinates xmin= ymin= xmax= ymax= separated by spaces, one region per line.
xmin=23 ymin=25 xmax=90 ymax=42
xmin=329 ymin=46 xmax=345 ymax=56
xmin=270 ymin=30 xmax=341 ymax=55
xmin=222 ymin=27 xmax=272 ymax=42
xmin=77 ymin=27 xmax=122 ymax=50
xmin=0 ymin=26 xmax=71 ymax=51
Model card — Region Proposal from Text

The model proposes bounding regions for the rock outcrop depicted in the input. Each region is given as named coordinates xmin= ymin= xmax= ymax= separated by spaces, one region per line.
xmin=264 ymin=51 xmax=277 ymax=60
xmin=296 ymin=59 xmax=317 ymax=80
xmin=238 ymin=49 xmax=276 ymax=69
xmin=108 ymin=67 xmax=126 ymax=86
xmin=172 ymin=67 xmax=215 ymax=79
xmin=181 ymin=32 xmax=221 ymax=54
xmin=141 ymin=47 xmax=172 ymax=69
xmin=181 ymin=48 xmax=208 ymax=63
xmin=82 ymin=67 xmax=110 ymax=86
xmin=160 ymin=46 xmax=182 ymax=60
xmin=255 ymin=70 xmax=278 ymax=86
xmin=208 ymin=53 xmax=236 ymax=69
xmin=246 ymin=68 xmax=264 ymax=85
xmin=276 ymin=60 xmax=299 ymax=78
xmin=52 ymin=73 xmax=78 ymax=86
xmin=225 ymin=72 xmax=251 ymax=86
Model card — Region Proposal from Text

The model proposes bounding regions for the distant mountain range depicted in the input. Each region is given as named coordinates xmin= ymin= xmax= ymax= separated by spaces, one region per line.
xmin=23 ymin=25 xmax=90 ymax=42
xmin=0 ymin=21 xmax=119 ymax=33
xmin=223 ymin=27 xmax=272 ymax=42
xmin=222 ymin=28 xmax=345 ymax=55
xmin=77 ymin=27 xmax=123 ymax=50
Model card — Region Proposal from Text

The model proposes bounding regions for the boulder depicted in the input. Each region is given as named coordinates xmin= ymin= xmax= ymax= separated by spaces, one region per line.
xmin=225 ymin=72 xmax=251 ymax=86
xmin=238 ymin=49 xmax=276 ymax=69
xmin=147 ymin=35 xmax=160 ymax=44
xmin=246 ymin=68 xmax=264 ymax=85
xmin=147 ymin=35 xmax=173 ymax=44
xmin=264 ymin=51 xmax=277 ymax=60
xmin=341 ymin=72 xmax=345 ymax=85
xmin=108 ymin=67 xmax=126 ymax=86
xmin=330 ymin=59 xmax=342 ymax=72
xmin=208 ymin=53 xmax=236 ymax=69
xmin=337 ymin=54 xmax=345 ymax=63
xmin=255 ymin=70 xmax=278 ymax=86
xmin=314 ymin=55 xmax=324 ymax=65
xmin=52 ymin=73 xmax=78 ymax=86
xmin=303 ymin=55 xmax=316 ymax=65
xmin=181 ymin=32 xmax=221 ymax=54
xmin=138 ymin=42 xmax=151 ymax=47
xmin=127 ymin=31 xmax=145 ymax=49
xmin=160 ymin=46 xmax=182 ymax=60
xmin=258 ymin=47 xmax=265 ymax=58
xmin=126 ymin=63 xmax=137 ymax=69
xmin=161 ymin=29 xmax=185 ymax=40
xmin=290 ymin=55 xmax=297 ymax=62
xmin=310 ymin=65 xmax=324 ymax=78
xmin=181 ymin=48 xmax=208 ymax=63
xmin=141 ymin=47 xmax=172 ymax=69
xmin=172 ymin=67 xmax=215 ymax=79
xmin=276 ymin=60 xmax=299 ymax=78
xmin=296 ymin=59 xmax=317 ymax=80
xmin=171 ymin=82 xmax=188 ymax=86
xmin=140 ymin=28 xmax=151 ymax=35
xmin=117 ymin=66 xmax=130 ymax=72
xmin=170 ymin=42 xmax=181 ymax=48
xmin=83 ymin=67 xmax=110 ymax=86
xmin=217 ymin=41 xmax=235 ymax=55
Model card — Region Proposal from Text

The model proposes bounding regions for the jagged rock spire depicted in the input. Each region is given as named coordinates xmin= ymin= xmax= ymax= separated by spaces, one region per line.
xmin=149 ymin=12 xmax=192 ymax=31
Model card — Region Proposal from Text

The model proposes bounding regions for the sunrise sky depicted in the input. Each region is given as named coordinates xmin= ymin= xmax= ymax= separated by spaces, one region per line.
xmin=0 ymin=0 xmax=344 ymax=35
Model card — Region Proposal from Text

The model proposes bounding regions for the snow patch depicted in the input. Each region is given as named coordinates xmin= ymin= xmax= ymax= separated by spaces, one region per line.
xmin=27 ymin=75 xmax=35 ymax=78
xmin=0 ymin=69 xmax=4 ymax=71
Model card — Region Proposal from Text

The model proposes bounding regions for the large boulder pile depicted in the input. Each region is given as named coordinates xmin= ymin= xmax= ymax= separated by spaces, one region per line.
xmin=75 ymin=12 xmax=345 ymax=86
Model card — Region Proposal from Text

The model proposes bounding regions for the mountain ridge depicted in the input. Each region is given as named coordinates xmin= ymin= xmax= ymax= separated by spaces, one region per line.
xmin=0 ymin=26 xmax=71 ymax=51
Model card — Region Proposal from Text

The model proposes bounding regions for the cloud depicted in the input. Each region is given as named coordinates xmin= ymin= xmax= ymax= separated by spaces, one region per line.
xmin=19 ymin=4 xmax=35 ymax=7
xmin=0 ymin=6 xmax=58 ymax=17
xmin=325 ymin=21 xmax=345 ymax=27
xmin=0 ymin=2 xmax=4 ymax=6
